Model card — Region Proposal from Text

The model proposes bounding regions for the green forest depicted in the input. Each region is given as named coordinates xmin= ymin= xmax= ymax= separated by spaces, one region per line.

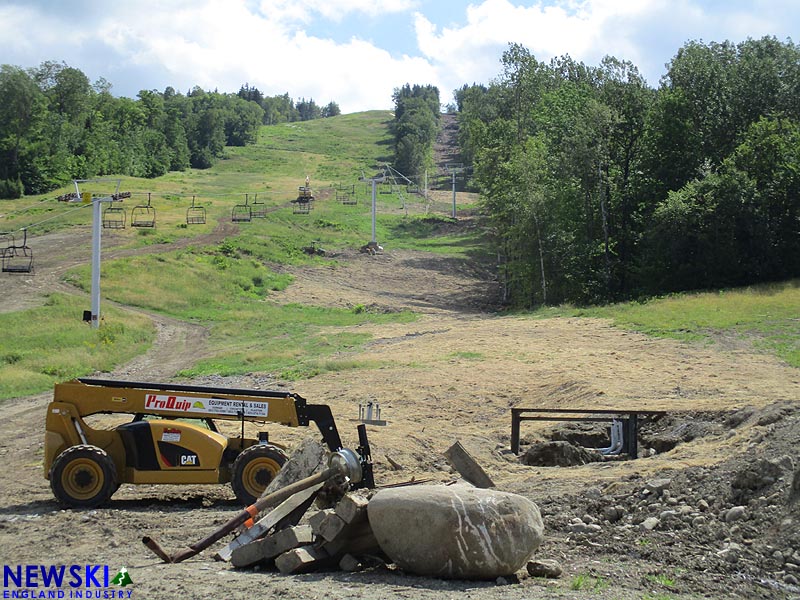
xmin=0 ymin=61 xmax=339 ymax=197
xmin=3 ymin=36 xmax=799 ymax=308
xmin=458 ymin=37 xmax=800 ymax=305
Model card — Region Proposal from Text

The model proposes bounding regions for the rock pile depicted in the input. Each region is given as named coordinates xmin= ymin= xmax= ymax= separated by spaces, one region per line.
xmin=540 ymin=452 xmax=800 ymax=591
xmin=225 ymin=484 xmax=545 ymax=580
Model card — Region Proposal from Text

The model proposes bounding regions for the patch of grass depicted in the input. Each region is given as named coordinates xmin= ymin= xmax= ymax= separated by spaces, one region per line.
xmin=384 ymin=214 xmax=488 ymax=258
xmin=531 ymin=281 xmax=800 ymax=367
xmin=645 ymin=573 xmax=676 ymax=588
xmin=66 ymin=248 xmax=415 ymax=380
xmin=570 ymin=574 xmax=609 ymax=592
xmin=0 ymin=294 xmax=154 ymax=400
xmin=449 ymin=351 xmax=484 ymax=360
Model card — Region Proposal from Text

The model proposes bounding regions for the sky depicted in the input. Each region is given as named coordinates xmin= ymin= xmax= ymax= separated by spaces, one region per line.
xmin=1 ymin=0 xmax=798 ymax=113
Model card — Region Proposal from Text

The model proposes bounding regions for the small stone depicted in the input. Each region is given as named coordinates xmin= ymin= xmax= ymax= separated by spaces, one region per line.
xmin=784 ymin=574 xmax=799 ymax=585
xmin=717 ymin=542 xmax=743 ymax=563
xmin=584 ymin=487 xmax=602 ymax=499
xmin=645 ymin=479 xmax=672 ymax=494
xmin=526 ymin=559 xmax=563 ymax=579
xmin=602 ymin=506 xmax=624 ymax=523
xmin=725 ymin=506 xmax=747 ymax=523
xmin=698 ymin=499 xmax=710 ymax=511
xmin=692 ymin=516 xmax=707 ymax=527
xmin=785 ymin=562 xmax=800 ymax=573
xmin=659 ymin=510 xmax=678 ymax=521
xmin=582 ymin=514 xmax=596 ymax=524
xmin=640 ymin=517 xmax=660 ymax=531
xmin=567 ymin=522 xmax=602 ymax=535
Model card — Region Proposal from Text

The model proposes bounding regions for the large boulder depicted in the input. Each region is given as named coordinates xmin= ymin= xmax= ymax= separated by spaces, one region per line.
xmin=368 ymin=485 xmax=543 ymax=579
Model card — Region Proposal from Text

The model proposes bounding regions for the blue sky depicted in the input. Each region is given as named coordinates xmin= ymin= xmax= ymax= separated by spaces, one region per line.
xmin=1 ymin=0 xmax=798 ymax=112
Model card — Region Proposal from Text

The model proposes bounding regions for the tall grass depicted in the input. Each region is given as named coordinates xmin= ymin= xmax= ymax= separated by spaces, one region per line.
xmin=0 ymin=294 xmax=154 ymax=400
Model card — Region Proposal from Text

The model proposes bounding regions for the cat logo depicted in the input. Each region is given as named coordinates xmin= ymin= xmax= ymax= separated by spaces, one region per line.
xmin=180 ymin=454 xmax=198 ymax=466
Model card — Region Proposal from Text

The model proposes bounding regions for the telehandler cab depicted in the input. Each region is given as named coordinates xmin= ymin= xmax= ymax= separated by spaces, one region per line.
xmin=44 ymin=378 xmax=365 ymax=508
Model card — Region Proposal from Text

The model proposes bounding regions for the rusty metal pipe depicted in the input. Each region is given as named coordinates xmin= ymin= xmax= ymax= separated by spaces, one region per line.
xmin=142 ymin=466 xmax=338 ymax=563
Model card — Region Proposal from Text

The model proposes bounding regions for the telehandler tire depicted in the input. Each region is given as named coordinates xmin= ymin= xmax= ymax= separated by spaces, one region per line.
xmin=49 ymin=445 xmax=118 ymax=508
xmin=231 ymin=444 xmax=287 ymax=505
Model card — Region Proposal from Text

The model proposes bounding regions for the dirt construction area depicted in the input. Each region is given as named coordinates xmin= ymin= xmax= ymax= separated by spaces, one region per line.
xmin=1 ymin=224 xmax=800 ymax=599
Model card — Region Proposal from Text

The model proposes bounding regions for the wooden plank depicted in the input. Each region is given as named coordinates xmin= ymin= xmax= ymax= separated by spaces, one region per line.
xmin=308 ymin=508 xmax=334 ymax=536
xmin=334 ymin=494 xmax=369 ymax=525
xmin=230 ymin=525 xmax=315 ymax=568
xmin=317 ymin=512 xmax=348 ymax=542
xmin=214 ymin=483 xmax=322 ymax=562
xmin=231 ymin=525 xmax=315 ymax=568
xmin=275 ymin=546 xmax=334 ymax=575
xmin=321 ymin=523 xmax=382 ymax=558
xmin=444 ymin=441 xmax=495 ymax=488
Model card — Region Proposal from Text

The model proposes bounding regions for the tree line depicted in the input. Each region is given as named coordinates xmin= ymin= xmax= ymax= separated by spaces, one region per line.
xmin=457 ymin=37 xmax=800 ymax=306
xmin=0 ymin=61 xmax=341 ymax=197
xmin=391 ymin=83 xmax=440 ymax=178
xmin=237 ymin=84 xmax=340 ymax=124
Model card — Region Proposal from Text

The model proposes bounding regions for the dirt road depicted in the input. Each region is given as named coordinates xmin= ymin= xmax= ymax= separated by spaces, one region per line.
xmin=1 ymin=219 xmax=799 ymax=599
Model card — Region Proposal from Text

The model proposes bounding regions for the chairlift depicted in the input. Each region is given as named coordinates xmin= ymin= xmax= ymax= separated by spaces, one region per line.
xmin=186 ymin=196 xmax=206 ymax=225
xmin=232 ymin=194 xmax=252 ymax=222
xmin=293 ymin=200 xmax=311 ymax=214
xmin=103 ymin=201 xmax=127 ymax=229
xmin=131 ymin=193 xmax=156 ymax=228
xmin=2 ymin=229 xmax=33 ymax=274
xmin=251 ymin=193 xmax=267 ymax=219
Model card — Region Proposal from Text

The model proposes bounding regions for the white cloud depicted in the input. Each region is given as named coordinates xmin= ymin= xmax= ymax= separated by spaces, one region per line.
xmin=256 ymin=0 xmax=419 ymax=24
xmin=2 ymin=0 xmax=799 ymax=113
xmin=414 ymin=0 xmax=800 ymax=92
xmin=115 ymin=0 xmax=434 ymax=111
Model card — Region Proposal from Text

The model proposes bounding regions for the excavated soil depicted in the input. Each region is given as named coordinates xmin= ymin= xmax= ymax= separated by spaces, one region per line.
xmin=1 ymin=216 xmax=799 ymax=599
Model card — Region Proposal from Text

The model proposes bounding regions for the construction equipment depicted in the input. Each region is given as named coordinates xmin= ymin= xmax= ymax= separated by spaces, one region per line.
xmin=44 ymin=378 xmax=372 ymax=508
xmin=292 ymin=179 xmax=314 ymax=214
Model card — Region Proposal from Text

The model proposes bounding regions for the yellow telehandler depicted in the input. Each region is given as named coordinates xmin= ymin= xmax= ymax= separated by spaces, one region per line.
xmin=43 ymin=378 xmax=367 ymax=508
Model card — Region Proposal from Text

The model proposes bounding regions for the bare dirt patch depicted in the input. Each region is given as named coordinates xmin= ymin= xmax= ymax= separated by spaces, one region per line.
xmin=1 ymin=218 xmax=799 ymax=599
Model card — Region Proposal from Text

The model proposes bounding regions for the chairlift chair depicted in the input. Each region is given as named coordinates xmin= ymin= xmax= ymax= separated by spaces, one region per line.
xmin=2 ymin=229 xmax=33 ymax=274
xmin=292 ymin=198 xmax=311 ymax=214
xmin=231 ymin=194 xmax=252 ymax=222
xmin=103 ymin=201 xmax=127 ymax=229
xmin=131 ymin=193 xmax=156 ymax=228
xmin=251 ymin=193 xmax=267 ymax=219
xmin=186 ymin=196 xmax=207 ymax=225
